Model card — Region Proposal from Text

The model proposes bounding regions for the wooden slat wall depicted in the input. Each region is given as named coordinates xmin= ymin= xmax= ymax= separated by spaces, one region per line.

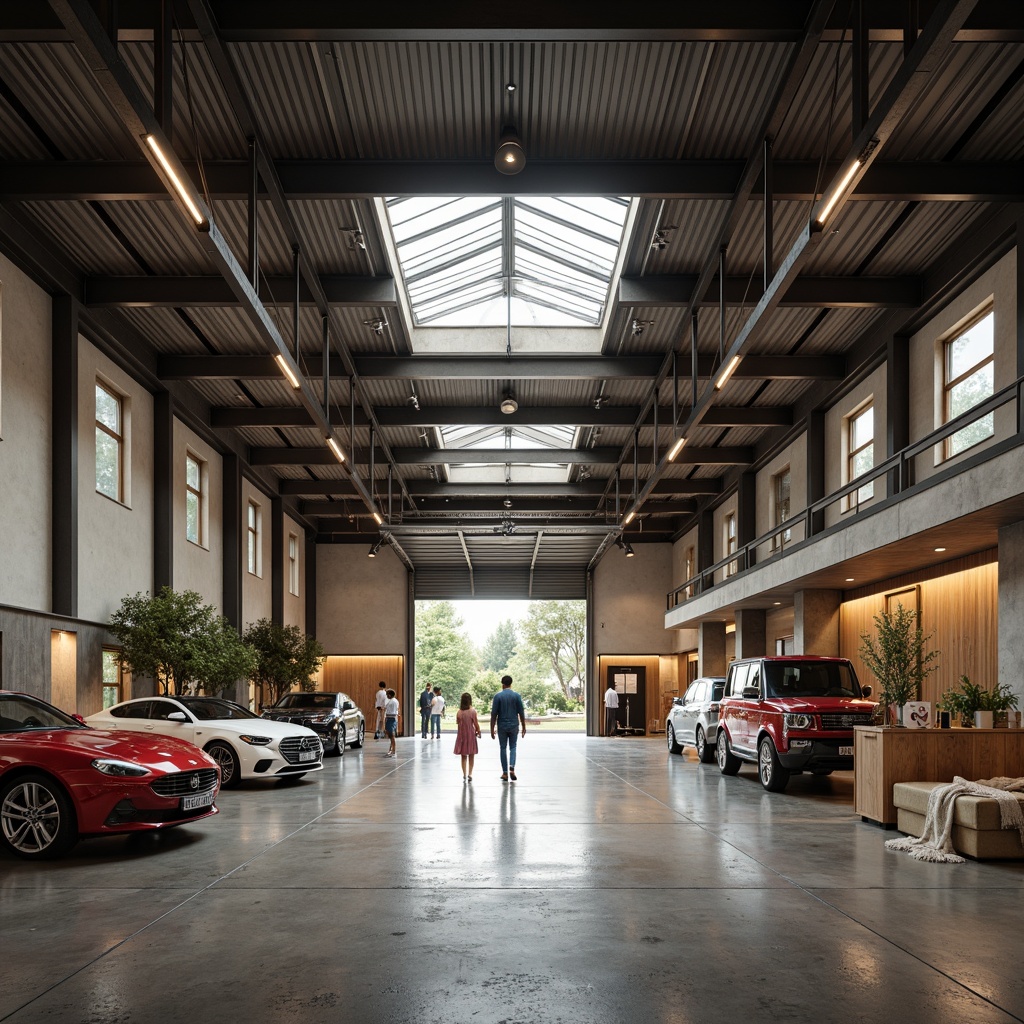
xmin=840 ymin=551 xmax=998 ymax=707
xmin=318 ymin=656 xmax=405 ymax=724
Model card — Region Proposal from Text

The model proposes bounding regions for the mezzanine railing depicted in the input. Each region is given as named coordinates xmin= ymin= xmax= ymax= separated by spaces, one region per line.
xmin=667 ymin=375 xmax=1024 ymax=610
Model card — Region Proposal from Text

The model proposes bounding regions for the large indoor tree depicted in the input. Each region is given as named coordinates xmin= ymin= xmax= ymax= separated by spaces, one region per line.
xmin=109 ymin=588 xmax=255 ymax=697
xmin=244 ymin=618 xmax=326 ymax=708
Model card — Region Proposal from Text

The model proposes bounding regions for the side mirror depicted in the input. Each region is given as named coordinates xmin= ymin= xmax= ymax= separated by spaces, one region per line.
xmin=861 ymin=685 xmax=872 ymax=698
xmin=672 ymin=697 xmax=683 ymax=707
xmin=167 ymin=711 xmax=189 ymax=722
xmin=343 ymin=701 xmax=354 ymax=710
xmin=72 ymin=713 xmax=86 ymax=724
xmin=741 ymin=686 xmax=761 ymax=699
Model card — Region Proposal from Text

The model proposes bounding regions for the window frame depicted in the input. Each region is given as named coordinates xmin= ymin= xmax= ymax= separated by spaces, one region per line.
xmin=185 ymin=451 xmax=206 ymax=547
xmin=942 ymin=308 xmax=995 ymax=460
xmin=95 ymin=379 xmax=125 ymax=503
xmin=101 ymin=648 xmax=124 ymax=709
xmin=247 ymin=500 xmax=262 ymax=577
xmin=724 ymin=512 xmax=737 ymax=577
xmin=288 ymin=533 xmax=300 ymax=596
xmin=844 ymin=400 xmax=875 ymax=512
xmin=771 ymin=466 xmax=791 ymax=549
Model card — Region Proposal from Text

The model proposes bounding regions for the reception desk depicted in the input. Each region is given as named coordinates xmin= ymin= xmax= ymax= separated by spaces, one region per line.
xmin=853 ymin=726 xmax=1024 ymax=826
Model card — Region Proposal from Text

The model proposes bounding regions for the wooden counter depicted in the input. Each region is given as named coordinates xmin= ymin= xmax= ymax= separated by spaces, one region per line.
xmin=853 ymin=726 xmax=1024 ymax=826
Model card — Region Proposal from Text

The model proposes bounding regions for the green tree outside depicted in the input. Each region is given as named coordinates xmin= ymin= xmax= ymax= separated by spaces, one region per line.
xmin=480 ymin=618 xmax=518 ymax=672
xmin=415 ymin=601 xmax=477 ymax=694
xmin=519 ymin=600 xmax=586 ymax=702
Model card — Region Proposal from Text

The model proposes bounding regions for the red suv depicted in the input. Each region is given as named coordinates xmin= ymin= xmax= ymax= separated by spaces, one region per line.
xmin=715 ymin=656 xmax=876 ymax=791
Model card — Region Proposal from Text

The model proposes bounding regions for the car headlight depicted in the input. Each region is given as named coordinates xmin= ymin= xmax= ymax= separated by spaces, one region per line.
xmin=238 ymin=734 xmax=273 ymax=746
xmin=92 ymin=758 xmax=150 ymax=777
xmin=784 ymin=714 xmax=815 ymax=731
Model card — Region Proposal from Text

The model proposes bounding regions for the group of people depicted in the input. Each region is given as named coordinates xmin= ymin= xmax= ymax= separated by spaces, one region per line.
xmin=373 ymin=676 xmax=527 ymax=781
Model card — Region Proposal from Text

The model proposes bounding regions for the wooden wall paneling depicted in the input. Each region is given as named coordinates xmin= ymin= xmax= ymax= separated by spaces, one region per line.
xmin=840 ymin=557 xmax=997 ymax=708
xmin=319 ymin=655 xmax=405 ymax=726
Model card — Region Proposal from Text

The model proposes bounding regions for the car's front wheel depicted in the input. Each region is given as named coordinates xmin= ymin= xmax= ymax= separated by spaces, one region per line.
xmin=758 ymin=737 xmax=790 ymax=792
xmin=352 ymin=722 xmax=365 ymax=748
xmin=696 ymin=726 xmax=715 ymax=764
xmin=666 ymin=724 xmax=682 ymax=755
xmin=716 ymin=730 xmax=741 ymax=775
xmin=205 ymin=741 xmax=241 ymax=788
xmin=0 ymin=773 xmax=78 ymax=859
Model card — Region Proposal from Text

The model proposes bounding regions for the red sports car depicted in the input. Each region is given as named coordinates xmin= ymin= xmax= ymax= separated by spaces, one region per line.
xmin=0 ymin=690 xmax=220 ymax=859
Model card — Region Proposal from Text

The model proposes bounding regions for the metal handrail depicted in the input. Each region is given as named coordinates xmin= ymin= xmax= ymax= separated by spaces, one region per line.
xmin=668 ymin=375 xmax=1024 ymax=610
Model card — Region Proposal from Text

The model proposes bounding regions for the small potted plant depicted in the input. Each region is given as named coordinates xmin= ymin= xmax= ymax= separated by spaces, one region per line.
xmin=858 ymin=603 xmax=939 ymax=726
xmin=937 ymin=677 xmax=1020 ymax=727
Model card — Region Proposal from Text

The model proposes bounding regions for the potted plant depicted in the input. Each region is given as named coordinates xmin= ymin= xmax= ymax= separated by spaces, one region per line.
xmin=938 ymin=676 xmax=1020 ymax=728
xmin=858 ymin=603 xmax=939 ymax=726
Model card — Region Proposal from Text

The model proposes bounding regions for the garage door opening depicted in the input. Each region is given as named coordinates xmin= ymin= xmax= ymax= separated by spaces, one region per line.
xmin=415 ymin=599 xmax=586 ymax=733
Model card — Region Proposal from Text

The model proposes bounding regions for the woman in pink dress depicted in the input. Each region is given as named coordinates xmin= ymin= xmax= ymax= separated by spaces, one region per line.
xmin=453 ymin=692 xmax=481 ymax=781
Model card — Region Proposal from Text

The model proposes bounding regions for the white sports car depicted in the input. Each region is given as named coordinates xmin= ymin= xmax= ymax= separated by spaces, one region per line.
xmin=88 ymin=696 xmax=323 ymax=787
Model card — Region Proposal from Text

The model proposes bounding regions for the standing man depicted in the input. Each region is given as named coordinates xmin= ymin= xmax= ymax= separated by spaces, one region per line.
xmin=604 ymin=681 xmax=620 ymax=737
xmin=430 ymin=686 xmax=446 ymax=739
xmin=490 ymin=674 xmax=526 ymax=782
xmin=419 ymin=681 xmax=434 ymax=739
xmin=373 ymin=681 xmax=388 ymax=740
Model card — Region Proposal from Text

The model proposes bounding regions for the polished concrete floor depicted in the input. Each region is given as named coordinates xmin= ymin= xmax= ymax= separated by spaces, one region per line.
xmin=3 ymin=734 xmax=1023 ymax=1024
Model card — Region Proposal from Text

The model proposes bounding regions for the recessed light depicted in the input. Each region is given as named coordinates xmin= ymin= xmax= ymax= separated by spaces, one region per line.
xmin=845 ymin=578 xmax=855 ymax=583
xmin=934 ymin=547 xmax=947 ymax=553
xmin=773 ymin=601 xmax=781 ymax=606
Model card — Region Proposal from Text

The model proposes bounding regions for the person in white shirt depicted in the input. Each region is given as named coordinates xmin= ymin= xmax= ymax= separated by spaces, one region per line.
xmin=383 ymin=689 xmax=400 ymax=758
xmin=430 ymin=686 xmax=446 ymax=739
xmin=604 ymin=684 xmax=620 ymax=737
xmin=373 ymin=681 xmax=388 ymax=739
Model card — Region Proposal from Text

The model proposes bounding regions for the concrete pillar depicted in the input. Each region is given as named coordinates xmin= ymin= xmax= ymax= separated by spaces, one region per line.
xmin=794 ymin=590 xmax=841 ymax=655
xmin=998 ymin=520 xmax=1024 ymax=708
xmin=734 ymin=608 xmax=767 ymax=659
xmin=698 ymin=621 xmax=727 ymax=676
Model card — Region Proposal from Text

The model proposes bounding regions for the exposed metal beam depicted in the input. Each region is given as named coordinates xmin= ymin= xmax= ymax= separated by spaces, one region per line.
xmin=2 ymin=160 xmax=1020 ymax=202
xmin=251 ymin=445 xmax=752 ymax=466
xmin=4 ymin=3 xmax=1023 ymax=43
xmin=211 ymin=403 xmax=791 ymax=432
xmin=619 ymin=275 xmax=922 ymax=309
xmin=279 ymin=477 xmax=723 ymax=498
xmin=84 ymin=274 xmax=398 ymax=307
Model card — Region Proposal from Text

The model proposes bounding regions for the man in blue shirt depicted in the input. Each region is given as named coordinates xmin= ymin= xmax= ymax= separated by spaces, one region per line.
xmin=490 ymin=674 xmax=526 ymax=782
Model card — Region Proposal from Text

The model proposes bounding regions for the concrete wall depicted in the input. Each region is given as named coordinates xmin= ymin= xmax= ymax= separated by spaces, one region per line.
xmin=593 ymin=542 xmax=673 ymax=654
xmin=173 ymin=418 xmax=223 ymax=609
xmin=755 ymin=434 xmax=807 ymax=543
xmin=909 ymin=248 xmax=1016 ymax=480
xmin=240 ymin=478 xmax=273 ymax=630
xmin=316 ymin=543 xmax=408 ymax=653
xmin=78 ymin=337 xmax=154 ymax=622
xmin=0 ymin=254 xmax=51 ymax=612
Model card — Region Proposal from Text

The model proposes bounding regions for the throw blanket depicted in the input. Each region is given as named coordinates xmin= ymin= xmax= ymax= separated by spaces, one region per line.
xmin=886 ymin=776 xmax=1024 ymax=863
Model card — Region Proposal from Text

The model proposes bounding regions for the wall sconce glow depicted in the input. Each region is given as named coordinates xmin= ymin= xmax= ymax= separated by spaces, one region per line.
xmin=144 ymin=135 xmax=205 ymax=225
xmin=815 ymin=160 xmax=861 ymax=226
xmin=714 ymin=355 xmax=741 ymax=391
xmin=274 ymin=353 xmax=301 ymax=389
xmin=372 ymin=511 xmax=384 ymax=526
xmin=667 ymin=436 xmax=687 ymax=462
xmin=623 ymin=509 xmax=636 ymax=525
xmin=326 ymin=436 xmax=346 ymax=463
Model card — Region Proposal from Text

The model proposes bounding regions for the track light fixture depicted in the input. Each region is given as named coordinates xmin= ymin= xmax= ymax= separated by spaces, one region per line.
xmin=631 ymin=319 xmax=655 ymax=337
xmin=368 ymin=539 xmax=383 ymax=558
xmin=500 ymin=391 xmax=519 ymax=415
xmin=623 ymin=541 xmax=635 ymax=557
xmin=363 ymin=317 xmax=388 ymax=336
xmin=495 ymin=125 xmax=526 ymax=175
xmin=408 ymin=392 xmax=420 ymax=411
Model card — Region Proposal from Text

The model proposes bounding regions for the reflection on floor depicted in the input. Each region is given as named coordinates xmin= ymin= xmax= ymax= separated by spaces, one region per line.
xmin=3 ymin=735 xmax=1023 ymax=1023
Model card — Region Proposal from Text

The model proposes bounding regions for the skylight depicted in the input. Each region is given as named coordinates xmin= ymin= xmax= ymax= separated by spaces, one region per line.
xmin=439 ymin=423 xmax=580 ymax=485
xmin=386 ymin=196 xmax=630 ymax=327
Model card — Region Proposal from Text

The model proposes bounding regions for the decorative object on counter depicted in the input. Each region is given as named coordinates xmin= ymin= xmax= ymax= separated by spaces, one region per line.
xmin=904 ymin=701 xmax=931 ymax=729
xmin=858 ymin=603 xmax=939 ymax=727
xmin=937 ymin=676 xmax=1020 ymax=729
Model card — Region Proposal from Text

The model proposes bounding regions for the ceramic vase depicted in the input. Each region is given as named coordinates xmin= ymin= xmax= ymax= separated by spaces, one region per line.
xmin=974 ymin=710 xmax=994 ymax=729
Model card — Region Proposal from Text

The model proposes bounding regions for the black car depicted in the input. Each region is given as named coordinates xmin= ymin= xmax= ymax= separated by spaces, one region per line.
xmin=261 ymin=692 xmax=365 ymax=756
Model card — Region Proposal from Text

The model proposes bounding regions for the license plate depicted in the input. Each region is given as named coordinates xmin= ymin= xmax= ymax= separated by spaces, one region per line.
xmin=298 ymin=750 xmax=317 ymax=762
xmin=181 ymin=790 xmax=214 ymax=811
xmin=839 ymin=745 xmax=854 ymax=756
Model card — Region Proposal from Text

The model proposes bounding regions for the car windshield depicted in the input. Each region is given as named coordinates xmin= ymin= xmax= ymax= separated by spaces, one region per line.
xmin=763 ymin=662 xmax=862 ymax=698
xmin=177 ymin=698 xmax=259 ymax=721
xmin=0 ymin=695 xmax=85 ymax=731
xmin=274 ymin=694 xmax=336 ymax=709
